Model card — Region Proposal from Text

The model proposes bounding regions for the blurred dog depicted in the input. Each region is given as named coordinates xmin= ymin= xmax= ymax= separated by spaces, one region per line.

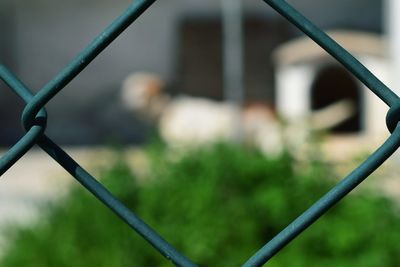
xmin=121 ymin=73 xmax=355 ymax=156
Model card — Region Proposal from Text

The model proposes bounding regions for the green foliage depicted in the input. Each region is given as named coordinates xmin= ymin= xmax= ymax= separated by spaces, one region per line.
xmin=1 ymin=144 xmax=400 ymax=267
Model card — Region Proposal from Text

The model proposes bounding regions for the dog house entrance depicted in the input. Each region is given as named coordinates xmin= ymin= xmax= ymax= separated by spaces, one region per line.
xmin=311 ymin=65 xmax=362 ymax=133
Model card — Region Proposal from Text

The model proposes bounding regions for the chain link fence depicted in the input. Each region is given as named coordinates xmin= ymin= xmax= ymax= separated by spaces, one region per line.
xmin=1 ymin=0 xmax=400 ymax=266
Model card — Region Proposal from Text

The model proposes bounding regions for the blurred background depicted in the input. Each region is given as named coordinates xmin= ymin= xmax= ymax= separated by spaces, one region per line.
xmin=2 ymin=0 xmax=400 ymax=266
xmin=0 ymin=0 xmax=390 ymax=146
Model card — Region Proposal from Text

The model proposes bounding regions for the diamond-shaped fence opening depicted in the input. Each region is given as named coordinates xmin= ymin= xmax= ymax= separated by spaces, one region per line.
xmin=1 ymin=0 xmax=400 ymax=266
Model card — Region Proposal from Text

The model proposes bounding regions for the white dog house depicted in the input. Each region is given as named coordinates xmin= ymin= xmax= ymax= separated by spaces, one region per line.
xmin=274 ymin=31 xmax=390 ymax=150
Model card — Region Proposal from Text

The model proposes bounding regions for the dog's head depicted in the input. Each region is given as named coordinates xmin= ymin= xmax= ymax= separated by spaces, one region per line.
xmin=121 ymin=72 xmax=164 ymax=114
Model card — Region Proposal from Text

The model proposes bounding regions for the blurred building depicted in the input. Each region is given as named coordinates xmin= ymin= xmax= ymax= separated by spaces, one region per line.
xmin=0 ymin=0 xmax=384 ymax=146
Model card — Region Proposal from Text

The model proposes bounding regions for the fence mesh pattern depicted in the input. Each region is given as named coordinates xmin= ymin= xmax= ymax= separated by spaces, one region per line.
xmin=1 ymin=0 xmax=400 ymax=266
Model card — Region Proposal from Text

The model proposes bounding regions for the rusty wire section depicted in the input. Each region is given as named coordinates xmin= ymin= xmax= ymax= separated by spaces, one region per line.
xmin=1 ymin=0 xmax=400 ymax=266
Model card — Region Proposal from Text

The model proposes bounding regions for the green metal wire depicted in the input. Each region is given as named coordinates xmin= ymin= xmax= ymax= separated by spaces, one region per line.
xmin=1 ymin=0 xmax=399 ymax=266
xmin=242 ymin=124 xmax=400 ymax=267
xmin=0 ymin=65 xmax=47 ymax=175
xmin=263 ymin=0 xmax=398 ymax=107
xmin=21 ymin=0 xmax=157 ymax=130
xmin=0 ymin=65 xmax=197 ymax=267
xmin=38 ymin=136 xmax=198 ymax=267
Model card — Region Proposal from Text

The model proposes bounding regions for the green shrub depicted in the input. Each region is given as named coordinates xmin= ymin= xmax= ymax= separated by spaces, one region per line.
xmin=1 ymin=144 xmax=400 ymax=267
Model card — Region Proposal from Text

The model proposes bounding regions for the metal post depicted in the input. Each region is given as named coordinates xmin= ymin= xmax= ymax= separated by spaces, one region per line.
xmin=221 ymin=0 xmax=244 ymax=105
xmin=385 ymin=0 xmax=400 ymax=96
